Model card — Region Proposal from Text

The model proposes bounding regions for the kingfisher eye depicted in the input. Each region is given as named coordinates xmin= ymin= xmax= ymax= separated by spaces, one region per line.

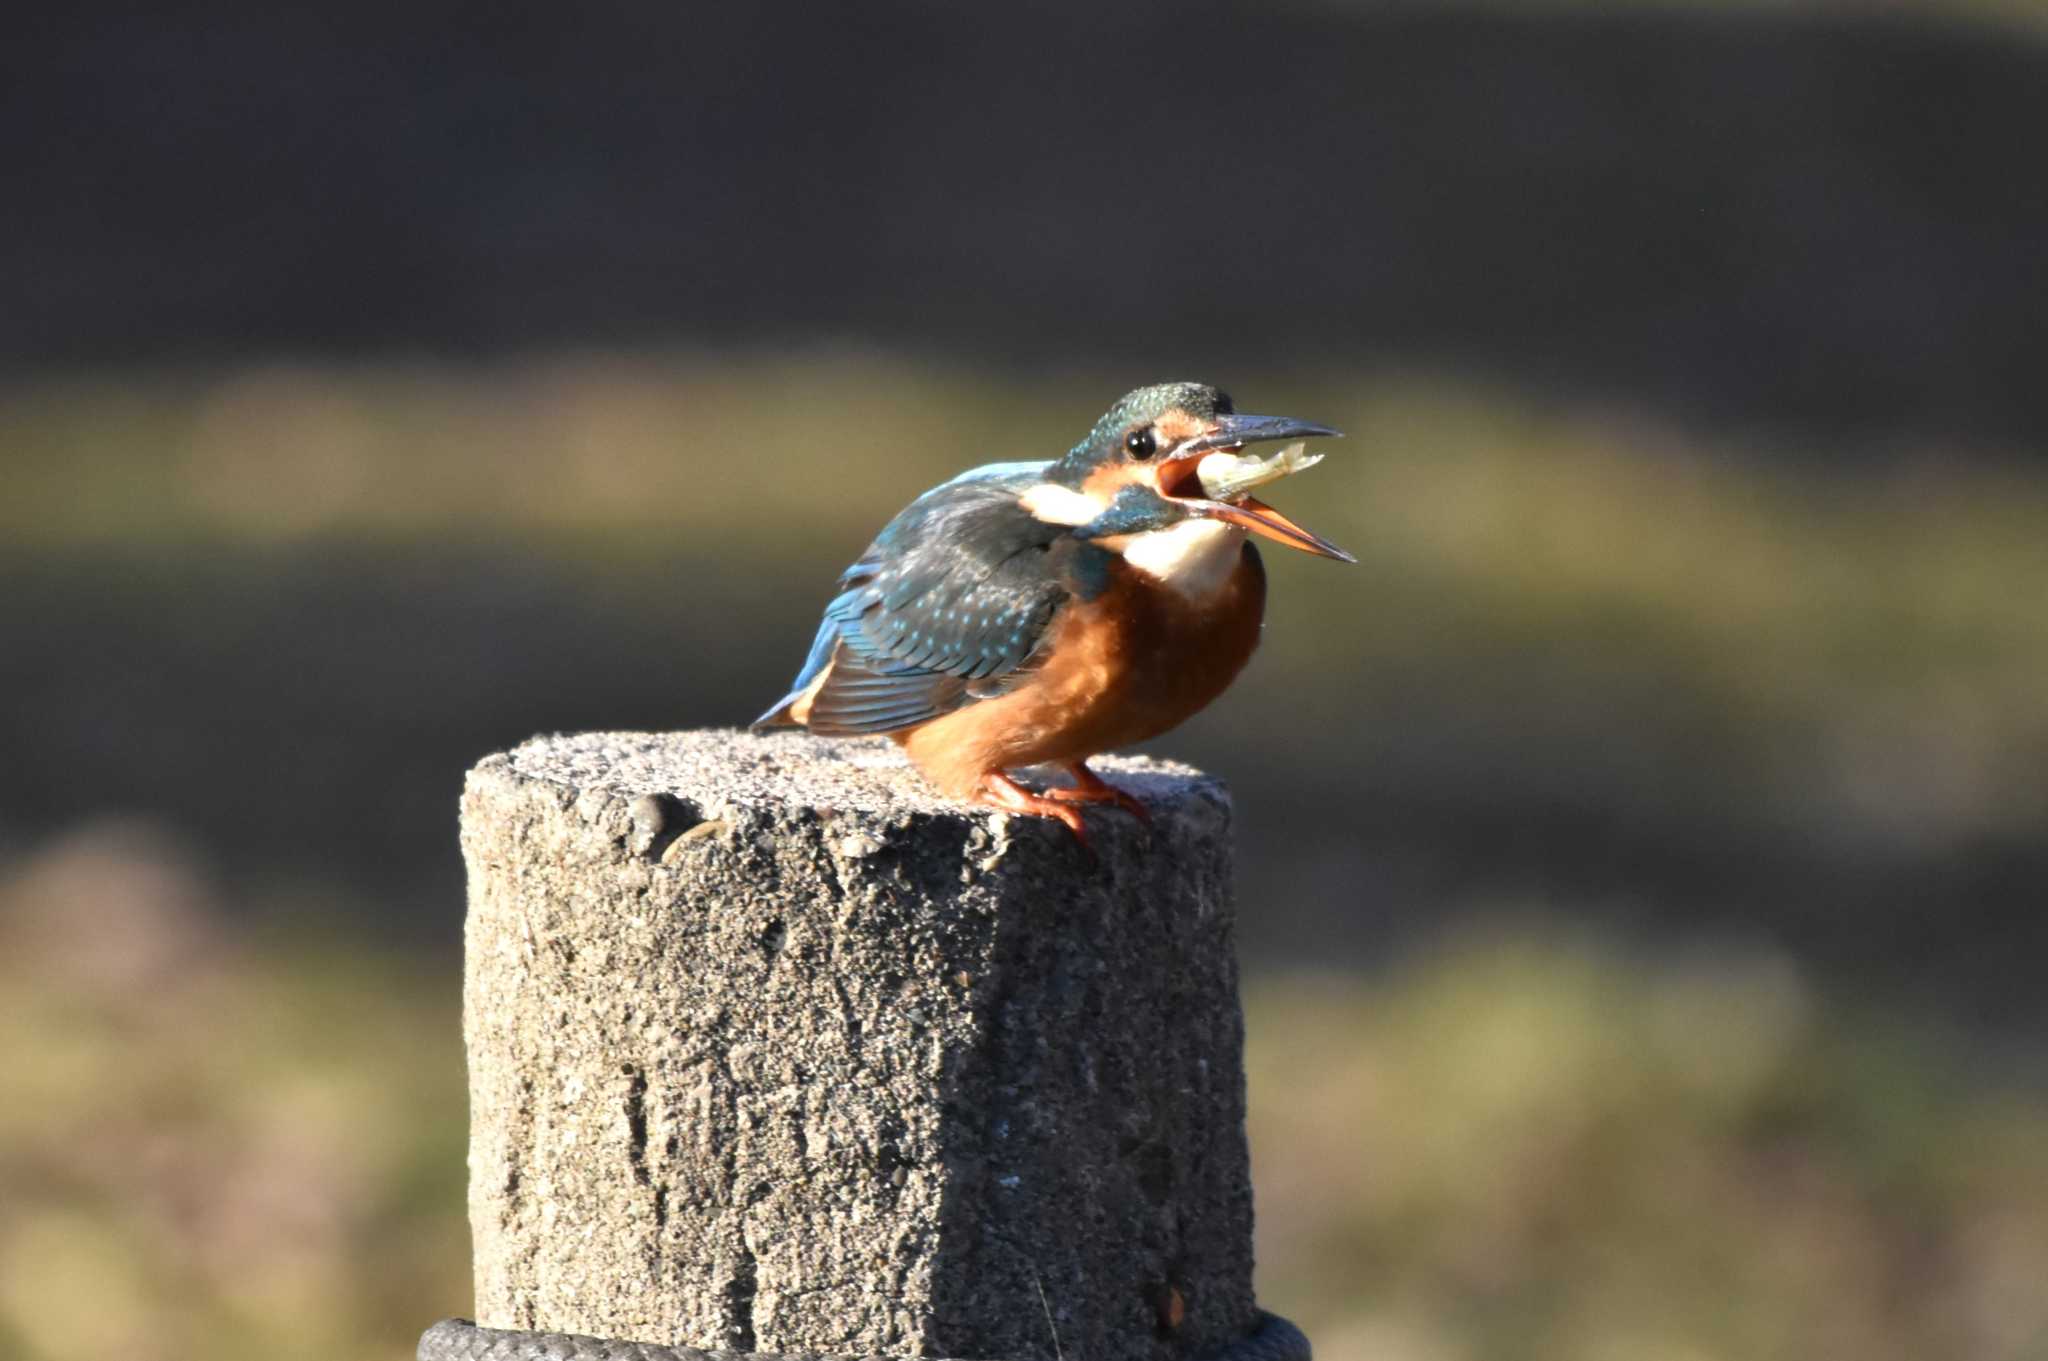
xmin=1125 ymin=429 xmax=1157 ymax=459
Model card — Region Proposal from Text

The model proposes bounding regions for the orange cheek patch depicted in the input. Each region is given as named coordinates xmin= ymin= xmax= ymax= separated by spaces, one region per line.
xmin=1082 ymin=461 xmax=1144 ymax=500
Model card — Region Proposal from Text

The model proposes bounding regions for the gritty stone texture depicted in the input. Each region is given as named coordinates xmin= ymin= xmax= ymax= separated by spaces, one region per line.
xmin=461 ymin=729 xmax=1254 ymax=1361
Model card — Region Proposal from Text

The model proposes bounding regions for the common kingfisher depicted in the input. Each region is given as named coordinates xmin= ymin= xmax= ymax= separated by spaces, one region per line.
xmin=753 ymin=382 xmax=1351 ymax=841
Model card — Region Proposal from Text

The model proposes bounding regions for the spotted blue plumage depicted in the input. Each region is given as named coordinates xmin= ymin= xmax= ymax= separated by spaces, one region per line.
xmin=753 ymin=462 xmax=1113 ymax=736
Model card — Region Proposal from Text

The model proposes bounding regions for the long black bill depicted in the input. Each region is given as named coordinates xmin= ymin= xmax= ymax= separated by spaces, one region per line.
xmin=1171 ymin=412 xmax=1344 ymax=457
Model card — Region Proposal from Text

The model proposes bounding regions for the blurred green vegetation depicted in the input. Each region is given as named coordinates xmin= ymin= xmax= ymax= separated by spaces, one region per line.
xmin=7 ymin=349 xmax=2045 ymax=877
xmin=0 ymin=823 xmax=469 ymax=1361
xmin=1249 ymin=941 xmax=2048 ymax=1361
xmin=4 ymin=823 xmax=2045 ymax=1361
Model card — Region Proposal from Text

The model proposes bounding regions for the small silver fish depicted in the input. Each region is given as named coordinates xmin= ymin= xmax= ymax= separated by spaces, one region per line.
xmin=1195 ymin=441 xmax=1324 ymax=502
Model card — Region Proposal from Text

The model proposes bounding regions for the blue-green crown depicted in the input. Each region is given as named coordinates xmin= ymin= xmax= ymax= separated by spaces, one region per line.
xmin=1053 ymin=381 xmax=1233 ymax=482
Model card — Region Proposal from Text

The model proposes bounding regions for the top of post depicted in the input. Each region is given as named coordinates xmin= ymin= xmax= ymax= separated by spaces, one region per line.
xmin=480 ymin=729 xmax=1230 ymax=851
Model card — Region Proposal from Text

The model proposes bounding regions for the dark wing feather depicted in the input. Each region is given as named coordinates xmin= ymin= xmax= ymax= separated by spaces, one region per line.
xmin=800 ymin=649 xmax=972 ymax=735
xmin=755 ymin=463 xmax=1071 ymax=736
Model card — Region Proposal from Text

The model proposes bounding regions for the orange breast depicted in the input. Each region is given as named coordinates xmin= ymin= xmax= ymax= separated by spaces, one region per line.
xmin=897 ymin=544 xmax=1267 ymax=797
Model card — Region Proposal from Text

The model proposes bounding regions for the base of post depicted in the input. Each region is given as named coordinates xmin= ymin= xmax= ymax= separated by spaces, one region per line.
xmin=418 ymin=1309 xmax=1312 ymax=1361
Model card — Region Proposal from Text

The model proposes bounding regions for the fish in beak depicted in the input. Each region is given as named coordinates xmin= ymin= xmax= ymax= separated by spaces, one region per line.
xmin=1154 ymin=413 xmax=1355 ymax=563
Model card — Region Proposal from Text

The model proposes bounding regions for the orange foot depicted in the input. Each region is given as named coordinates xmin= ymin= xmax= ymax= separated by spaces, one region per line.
xmin=977 ymin=770 xmax=1090 ymax=845
xmin=1046 ymin=761 xmax=1151 ymax=823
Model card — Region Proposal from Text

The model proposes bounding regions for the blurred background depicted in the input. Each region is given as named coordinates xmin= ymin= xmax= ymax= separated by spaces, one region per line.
xmin=5 ymin=3 xmax=2047 ymax=1359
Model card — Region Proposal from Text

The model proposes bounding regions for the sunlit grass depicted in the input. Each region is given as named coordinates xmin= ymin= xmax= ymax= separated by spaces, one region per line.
xmin=0 ymin=352 xmax=1015 ymax=554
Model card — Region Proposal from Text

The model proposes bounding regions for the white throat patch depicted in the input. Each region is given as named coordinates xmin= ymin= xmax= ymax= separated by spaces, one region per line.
xmin=1019 ymin=482 xmax=1107 ymax=526
xmin=1120 ymin=519 xmax=1246 ymax=598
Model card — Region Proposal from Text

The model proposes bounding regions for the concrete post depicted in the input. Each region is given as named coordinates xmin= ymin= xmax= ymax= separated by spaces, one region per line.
xmin=458 ymin=730 xmax=1255 ymax=1361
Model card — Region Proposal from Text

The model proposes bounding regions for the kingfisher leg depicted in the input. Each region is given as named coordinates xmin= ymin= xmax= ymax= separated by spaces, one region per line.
xmin=1048 ymin=761 xmax=1151 ymax=822
xmin=976 ymin=770 xmax=1090 ymax=845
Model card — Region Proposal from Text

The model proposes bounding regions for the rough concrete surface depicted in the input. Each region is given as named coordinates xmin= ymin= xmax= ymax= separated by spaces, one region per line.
xmin=461 ymin=730 xmax=1255 ymax=1361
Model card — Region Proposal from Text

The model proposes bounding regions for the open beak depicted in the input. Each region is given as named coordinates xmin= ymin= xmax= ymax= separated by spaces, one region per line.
xmin=1185 ymin=495 xmax=1356 ymax=562
xmin=1159 ymin=413 xmax=1355 ymax=563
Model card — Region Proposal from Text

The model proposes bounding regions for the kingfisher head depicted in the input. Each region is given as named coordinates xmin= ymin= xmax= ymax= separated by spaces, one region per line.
xmin=1022 ymin=382 xmax=1354 ymax=576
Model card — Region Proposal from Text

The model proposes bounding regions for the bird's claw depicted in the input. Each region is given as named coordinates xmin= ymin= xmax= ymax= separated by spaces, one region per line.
xmin=1048 ymin=764 xmax=1152 ymax=824
xmin=977 ymin=771 xmax=1093 ymax=847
